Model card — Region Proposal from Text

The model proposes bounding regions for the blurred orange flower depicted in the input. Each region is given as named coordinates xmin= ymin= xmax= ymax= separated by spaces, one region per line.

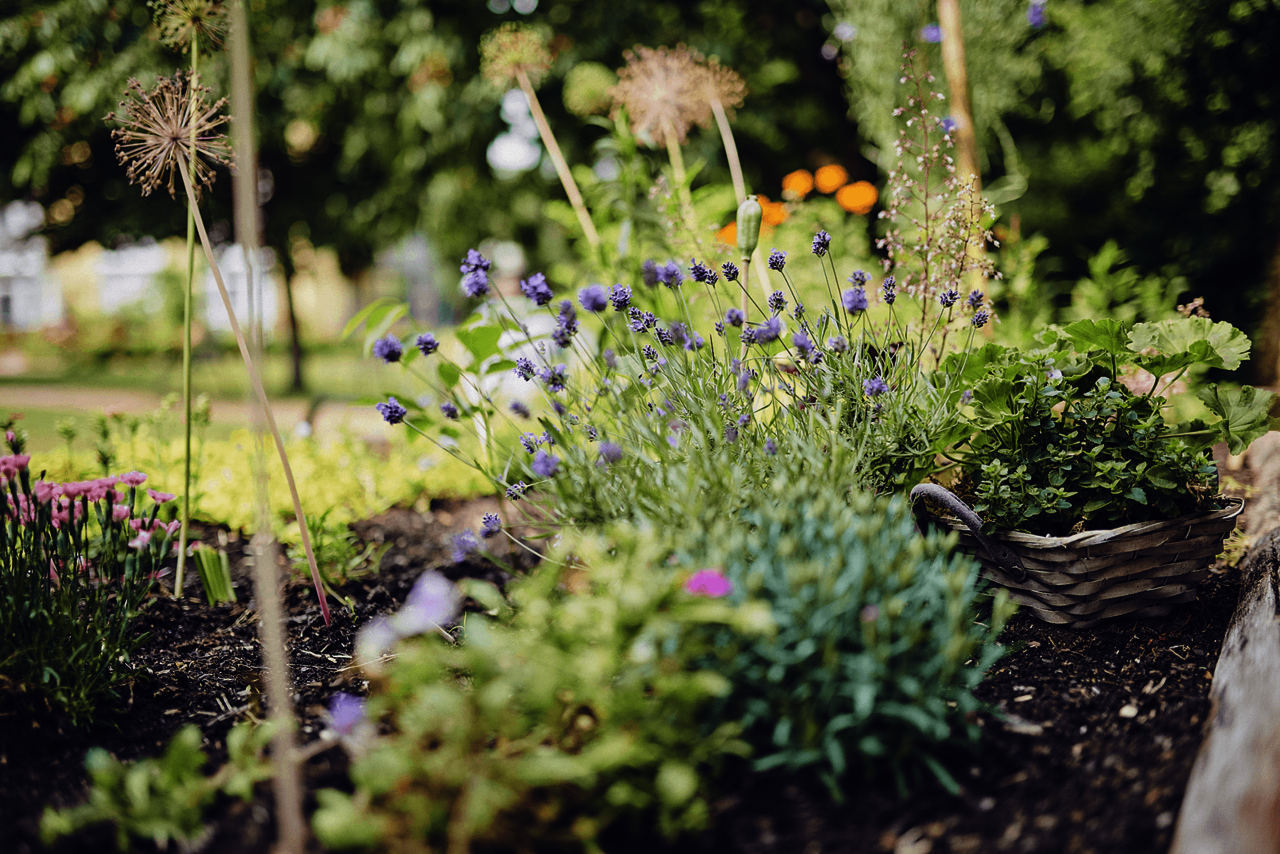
xmin=762 ymin=200 xmax=788 ymax=226
xmin=781 ymin=169 xmax=814 ymax=200
xmin=814 ymin=164 xmax=849 ymax=194
xmin=716 ymin=222 xmax=737 ymax=245
xmin=836 ymin=181 xmax=877 ymax=214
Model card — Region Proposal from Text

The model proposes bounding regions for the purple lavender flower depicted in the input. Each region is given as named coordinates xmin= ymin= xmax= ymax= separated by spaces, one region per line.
xmin=461 ymin=270 xmax=490 ymax=298
xmin=628 ymin=307 xmax=647 ymax=332
xmin=552 ymin=400 xmax=567 ymax=416
xmin=725 ymin=425 xmax=739 ymax=444
xmin=510 ymin=401 xmax=531 ymax=419
xmin=506 ymin=481 xmax=527 ymax=500
xmin=920 ymin=22 xmax=943 ymax=42
xmin=715 ymin=321 xmax=725 ymax=336
xmin=416 ymin=332 xmax=439 ymax=356
xmin=941 ymin=116 xmax=958 ymax=134
xmin=764 ymin=437 xmax=778 ymax=456
xmin=740 ymin=327 xmax=757 ymax=346
xmin=480 ymin=513 xmax=501 ymax=539
xmin=603 ymin=348 xmax=617 ymax=369
xmin=961 ymin=390 xmax=973 ymax=405
xmin=514 ymin=357 xmax=536 ymax=381
xmin=967 ymin=289 xmax=985 ymax=309
xmin=451 ymin=530 xmax=481 ymax=563
xmin=598 ymin=442 xmax=622 ymax=465
xmin=768 ymin=248 xmax=787 ymax=271
xmin=1027 ymin=2 xmax=1047 ymax=28
xmin=641 ymin=259 xmax=661 ymax=287
xmin=721 ymin=261 xmax=740 ymax=282
xmin=609 ymin=284 xmax=631 ymax=311
xmin=972 ymin=309 xmax=990 ymax=328
xmin=440 ymin=401 xmax=459 ymax=419
xmin=328 ymin=693 xmax=367 ymax=736
xmin=552 ymin=300 xmax=578 ymax=347
xmin=655 ymin=326 xmax=675 ymax=347
xmin=373 ymin=335 xmax=403 ymax=363
xmin=738 ymin=412 xmax=750 ymax=427
xmin=461 ymin=248 xmax=491 ymax=274
xmin=847 ymin=269 xmax=870 ymax=287
xmin=827 ymin=335 xmax=848 ymax=353
xmin=812 ymin=230 xmax=831 ymax=257
xmin=756 ymin=316 xmax=783 ymax=344
xmin=376 ymin=397 xmax=407 ymax=425
xmin=882 ymin=276 xmax=896 ymax=305
xmin=538 ymin=364 xmax=568 ymax=393
xmin=659 ymin=261 xmax=683 ymax=289
xmin=642 ymin=344 xmax=659 ymax=361
xmin=531 ymin=449 xmax=560 ymax=477
xmin=843 ymin=287 xmax=868 ymax=313
xmin=792 ymin=331 xmax=815 ymax=359
xmin=579 ymin=284 xmax=608 ymax=312
xmin=685 ymin=333 xmax=705 ymax=351
xmin=540 ymin=430 xmax=555 ymax=447
xmin=400 ymin=570 xmax=462 ymax=633
xmin=689 ymin=259 xmax=714 ymax=283
xmin=668 ymin=322 xmax=690 ymax=349
xmin=863 ymin=376 xmax=890 ymax=396
xmin=520 ymin=272 xmax=554 ymax=306
xmin=792 ymin=302 xmax=805 ymax=320
xmin=939 ymin=288 xmax=959 ymax=308
xmin=725 ymin=308 xmax=745 ymax=327
xmin=768 ymin=291 xmax=787 ymax=315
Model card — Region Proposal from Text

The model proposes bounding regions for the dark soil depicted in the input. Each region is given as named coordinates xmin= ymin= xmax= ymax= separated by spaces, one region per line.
xmin=0 ymin=460 xmax=1258 ymax=854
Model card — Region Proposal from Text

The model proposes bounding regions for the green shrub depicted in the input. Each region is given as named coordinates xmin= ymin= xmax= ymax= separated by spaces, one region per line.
xmin=312 ymin=526 xmax=772 ymax=852
xmin=674 ymin=476 xmax=1015 ymax=795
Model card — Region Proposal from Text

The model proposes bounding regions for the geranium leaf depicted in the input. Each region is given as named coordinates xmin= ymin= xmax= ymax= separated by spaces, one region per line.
xmin=1063 ymin=318 xmax=1131 ymax=356
xmin=1197 ymin=383 xmax=1277 ymax=454
xmin=1129 ymin=317 xmax=1251 ymax=370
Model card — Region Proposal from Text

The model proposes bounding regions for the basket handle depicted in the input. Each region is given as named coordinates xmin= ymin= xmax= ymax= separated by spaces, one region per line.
xmin=909 ymin=484 xmax=1028 ymax=582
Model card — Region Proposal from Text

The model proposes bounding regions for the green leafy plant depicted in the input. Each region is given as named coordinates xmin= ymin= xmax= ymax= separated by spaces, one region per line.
xmin=949 ymin=316 xmax=1275 ymax=535
xmin=675 ymin=474 xmax=1014 ymax=796
xmin=191 ymin=543 xmax=235 ymax=605
xmin=314 ymin=526 xmax=771 ymax=852
xmin=40 ymin=720 xmax=275 ymax=851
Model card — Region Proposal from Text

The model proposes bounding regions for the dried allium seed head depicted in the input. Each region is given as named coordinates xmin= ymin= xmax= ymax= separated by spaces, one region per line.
xmin=612 ymin=45 xmax=746 ymax=148
xmin=105 ymin=73 xmax=232 ymax=199
xmin=700 ymin=56 xmax=746 ymax=119
xmin=153 ymin=0 xmax=228 ymax=51
xmin=479 ymin=23 xmax=554 ymax=88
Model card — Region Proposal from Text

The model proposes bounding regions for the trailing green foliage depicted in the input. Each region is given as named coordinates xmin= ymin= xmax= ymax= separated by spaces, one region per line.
xmin=675 ymin=479 xmax=1014 ymax=796
xmin=312 ymin=527 xmax=771 ymax=852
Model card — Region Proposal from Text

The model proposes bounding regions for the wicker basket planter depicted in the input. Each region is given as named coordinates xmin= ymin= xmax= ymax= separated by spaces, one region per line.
xmin=910 ymin=484 xmax=1244 ymax=629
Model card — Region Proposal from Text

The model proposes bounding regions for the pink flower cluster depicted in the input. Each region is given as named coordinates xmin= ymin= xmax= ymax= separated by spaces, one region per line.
xmin=0 ymin=453 xmax=30 ymax=480
xmin=2 ymin=462 xmax=175 ymax=548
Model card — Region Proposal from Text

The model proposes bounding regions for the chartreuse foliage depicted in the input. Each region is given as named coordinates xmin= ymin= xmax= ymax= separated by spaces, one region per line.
xmin=951 ymin=316 xmax=1275 ymax=535
xmin=311 ymin=526 xmax=772 ymax=852
xmin=676 ymin=477 xmax=1014 ymax=796
xmin=41 ymin=721 xmax=275 ymax=851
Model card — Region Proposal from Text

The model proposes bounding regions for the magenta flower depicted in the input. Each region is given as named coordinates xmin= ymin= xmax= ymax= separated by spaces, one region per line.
xmin=147 ymin=489 xmax=176 ymax=504
xmin=684 ymin=568 xmax=734 ymax=598
xmin=120 ymin=471 xmax=147 ymax=486
xmin=128 ymin=531 xmax=152 ymax=549
xmin=112 ymin=505 xmax=130 ymax=522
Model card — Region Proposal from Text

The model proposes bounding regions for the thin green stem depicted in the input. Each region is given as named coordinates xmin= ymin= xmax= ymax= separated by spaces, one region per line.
xmin=175 ymin=36 xmax=199 ymax=600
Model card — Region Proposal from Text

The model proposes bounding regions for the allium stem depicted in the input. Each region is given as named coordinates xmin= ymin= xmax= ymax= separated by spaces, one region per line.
xmin=175 ymin=150 xmax=332 ymax=628
xmin=515 ymin=70 xmax=601 ymax=252
xmin=174 ymin=35 xmax=199 ymax=600
xmin=708 ymin=94 xmax=746 ymax=205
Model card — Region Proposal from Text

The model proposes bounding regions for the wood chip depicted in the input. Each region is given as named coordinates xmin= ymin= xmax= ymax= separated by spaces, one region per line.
xmin=1119 ymin=704 xmax=1139 ymax=718
xmin=1014 ymin=694 xmax=1034 ymax=703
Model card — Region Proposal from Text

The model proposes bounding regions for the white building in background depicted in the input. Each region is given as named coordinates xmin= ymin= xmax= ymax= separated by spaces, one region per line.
xmin=203 ymin=244 xmax=279 ymax=338
xmin=0 ymin=201 xmax=60 ymax=329
xmin=95 ymin=240 xmax=167 ymax=314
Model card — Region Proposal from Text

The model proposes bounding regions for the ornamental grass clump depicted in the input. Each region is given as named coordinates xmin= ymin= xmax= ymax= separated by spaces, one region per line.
xmin=0 ymin=444 xmax=174 ymax=724
xmin=673 ymin=472 xmax=1014 ymax=796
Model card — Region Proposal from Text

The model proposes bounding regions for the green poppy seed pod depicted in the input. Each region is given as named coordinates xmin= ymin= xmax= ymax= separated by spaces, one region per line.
xmin=736 ymin=195 xmax=762 ymax=259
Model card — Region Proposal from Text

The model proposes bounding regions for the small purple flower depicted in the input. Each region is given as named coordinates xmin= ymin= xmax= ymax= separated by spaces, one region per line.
xmin=725 ymin=425 xmax=739 ymax=443
xmin=641 ymin=344 xmax=658 ymax=362
xmin=440 ymin=401 xmax=459 ymax=419
xmin=641 ymin=259 xmax=661 ymax=287
xmin=756 ymin=315 xmax=783 ymax=344
xmin=715 ymin=321 xmax=726 ymax=336
xmin=462 ymin=270 xmax=490 ymax=298
xmin=972 ymin=309 xmax=990 ymax=328
xmin=461 ymin=248 xmax=491 ymax=274
xmin=514 ymin=357 xmax=536 ymax=381
xmin=659 ymin=260 xmax=684 ymax=289
xmin=603 ymin=348 xmax=617 ymax=369
xmin=721 ymin=262 xmax=740 ymax=282
xmin=792 ymin=331 xmax=815 ymax=359
xmin=685 ymin=333 xmax=705 ymax=351
xmin=1027 ymin=2 xmax=1047 ymax=28
xmin=531 ymin=449 xmax=560 ymax=477
xmin=828 ymin=335 xmax=848 ymax=353
xmin=961 ymin=390 xmax=973 ymax=405
xmin=506 ymin=481 xmax=528 ymax=500
xmin=725 ymin=308 xmax=745 ymax=327
xmin=373 ymin=335 xmax=403 ymax=363
xmin=416 ymin=333 xmax=439 ymax=356
xmin=967 ymin=289 xmax=985 ymax=309
xmin=863 ymin=376 xmax=889 ymax=396
xmin=579 ymin=284 xmax=608 ymax=312
xmin=628 ymin=307 xmax=648 ymax=332
xmin=450 ymin=530 xmax=481 ymax=563
xmin=812 ymin=230 xmax=831 ymax=257
xmin=941 ymin=116 xmax=957 ymax=134
xmin=882 ymin=276 xmax=896 ymax=305
xmin=920 ymin=22 xmax=943 ymax=42
xmin=685 ymin=568 xmax=733 ymax=597
xmin=793 ymin=302 xmax=805 ymax=320
xmin=328 ymin=693 xmax=367 ymax=737
xmin=480 ymin=513 xmax=501 ymax=539
xmin=540 ymin=430 xmax=555 ymax=446
xmin=689 ymin=259 xmax=714 ymax=283
xmin=843 ymin=287 xmax=868 ymax=313
xmin=860 ymin=604 xmax=880 ymax=623
xmin=847 ymin=269 xmax=870 ymax=287
xmin=552 ymin=400 xmax=567 ymax=416
xmin=767 ymin=248 xmax=787 ymax=271
xmin=939 ymin=288 xmax=959 ymax=308
xmin=376 ymin=397 xmax=408 ymax=425
xmin=609 ymin=284 xmax=631 ymax=311
xmin=520 ymin=272 xmax=554 ymax=306
xmin=768 ymin=291 xmax=787 ymax=315
xmin=511 ymin=401 xmax=531 ymax=418
xmin=740 ymin=327 xmax=757 ymax=346
xmin=538 ymin=364 xmax=568 ymax=393
xmin=764 ymin=437 xmax=778 ymax=456
xmin=598 ymin=442 xmax=622 ymax=464
xmin=655 ymin=326 xmax=675 ymax=347
xmin=667 ymin=322 xmax=690 ymax=349
xmin=399 ymin=570 xmax=462 ymax=632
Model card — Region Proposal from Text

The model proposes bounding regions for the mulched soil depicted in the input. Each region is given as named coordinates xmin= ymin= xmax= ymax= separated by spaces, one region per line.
xmin=0 ymin=455 xmax=1259 ymax=854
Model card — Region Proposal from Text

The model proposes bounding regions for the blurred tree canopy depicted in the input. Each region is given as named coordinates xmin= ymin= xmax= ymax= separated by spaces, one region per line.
xmin=0 ymin=0 xmax=866 ymax=284
xmin=828 ymin=0 xmax=1280 ymax=376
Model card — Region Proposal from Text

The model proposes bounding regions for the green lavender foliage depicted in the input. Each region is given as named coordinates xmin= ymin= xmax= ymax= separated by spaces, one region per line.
xmin=311 ymin=526 xmax=772 ymax=852
xmin=675 ymin=478 xmax=1014 ymax=796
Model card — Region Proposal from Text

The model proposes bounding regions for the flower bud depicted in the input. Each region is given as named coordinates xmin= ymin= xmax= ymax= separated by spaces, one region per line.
xmin=736 ymin=195 xmax=762 ymax=259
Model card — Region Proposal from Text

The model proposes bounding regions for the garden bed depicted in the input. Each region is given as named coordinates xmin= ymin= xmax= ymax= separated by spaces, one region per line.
xmin=3 ymin=472 xmax=1256 ymax=854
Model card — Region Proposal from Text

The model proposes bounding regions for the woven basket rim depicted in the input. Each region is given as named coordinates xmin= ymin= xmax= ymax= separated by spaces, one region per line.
xmin=927 ymin=495 xmax=1243 ymax=549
